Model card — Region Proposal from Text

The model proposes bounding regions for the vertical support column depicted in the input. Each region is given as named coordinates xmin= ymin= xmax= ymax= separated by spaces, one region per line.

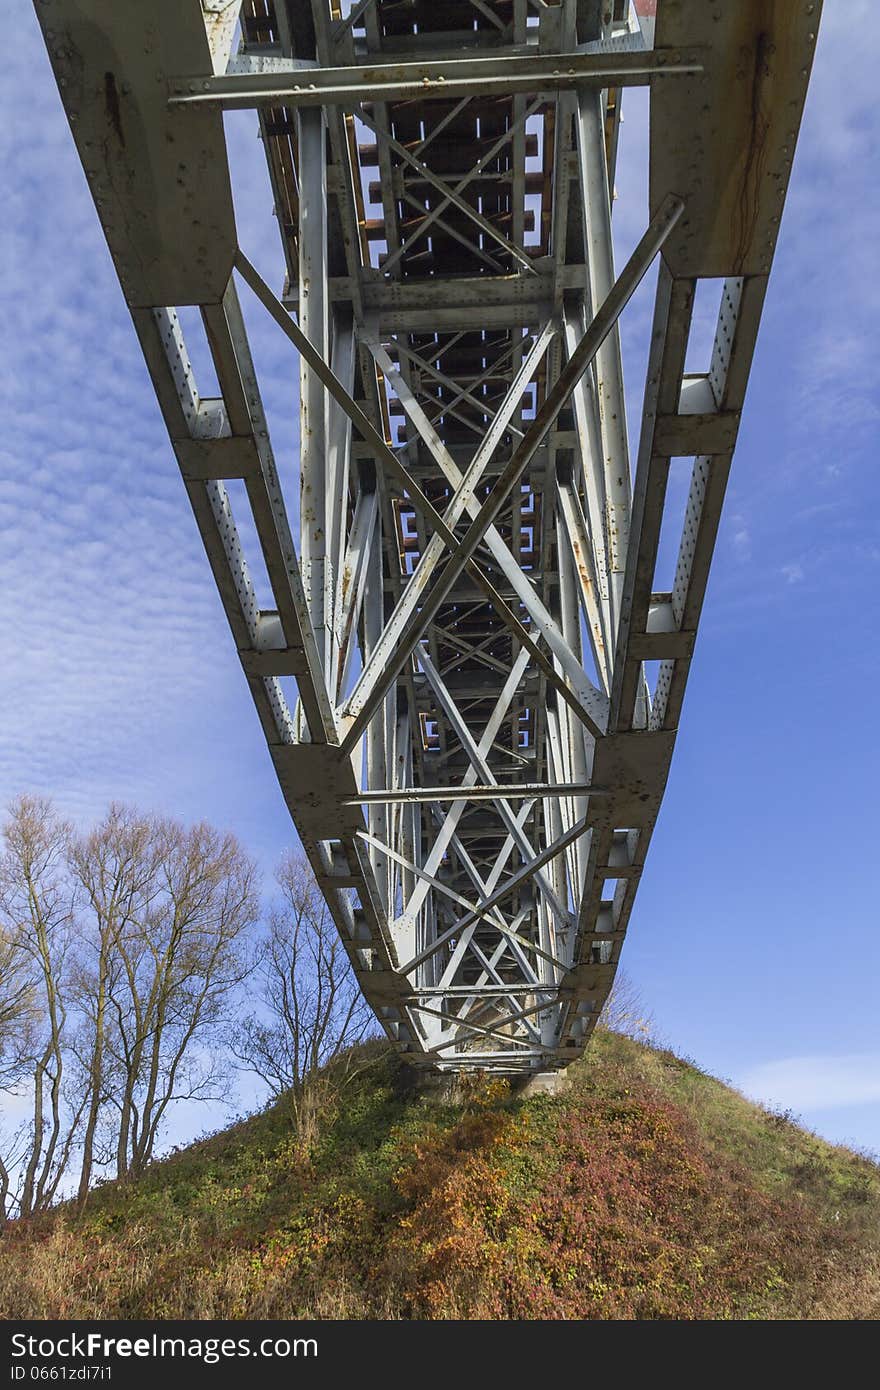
xmin=541 ymin=758 xmax=567 ymax=982
xmin=362 ymin=517 xmax=388 ymax=911
xmin=576 ymin=89 xmax=632 ymax=639
xmin=394 ymin=711 xmax=414 ymax=909
xmin=423 ymin=894 xmax=439 ymax=992
xmin=326 ymin=307 xmax=356 ymax=694
xmin=298 ymin=107 xmax=330 ymax=683
xmin=563 ymin=310 xmax=612 ymax=653
xmin=555 ymin=509 xmax=592 ymax=890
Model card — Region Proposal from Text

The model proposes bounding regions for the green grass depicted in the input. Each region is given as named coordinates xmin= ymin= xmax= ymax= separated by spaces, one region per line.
xmin=2 ymin=1032 xmax=877 ymax=1319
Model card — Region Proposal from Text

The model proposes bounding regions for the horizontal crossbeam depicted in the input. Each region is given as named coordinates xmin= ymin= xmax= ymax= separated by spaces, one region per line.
xmin=343 ymin=784 xmax=608 ymax=805
xmin=168 ymin=50 xmax=705 ymax=110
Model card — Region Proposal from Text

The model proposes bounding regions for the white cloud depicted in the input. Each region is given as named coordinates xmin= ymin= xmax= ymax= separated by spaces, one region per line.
xmin=781 ymin=562 xmax=805 ymax=584
xmin=0 ymin=12 xmax=295 ymax=853
xmin=730 ymin=523 xmax=751 ymax=562
xmin=779 ymin=7 xmax=880 ymax=449
xmin=740 ymin=1054 xmax=880 ymax=1114
xmin=1 ymin=10 xmax=877 ymax=855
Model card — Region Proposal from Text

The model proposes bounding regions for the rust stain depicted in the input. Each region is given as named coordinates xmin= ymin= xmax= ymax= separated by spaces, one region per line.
xmin=731 ymin=30 xmax=773 ymax=273
xmin=103 ymin=71 xmax=125 ymax=147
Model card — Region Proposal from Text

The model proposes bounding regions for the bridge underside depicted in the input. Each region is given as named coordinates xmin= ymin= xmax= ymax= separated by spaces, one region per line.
xmin=34 ymin=0 xmax=819 ymax=1070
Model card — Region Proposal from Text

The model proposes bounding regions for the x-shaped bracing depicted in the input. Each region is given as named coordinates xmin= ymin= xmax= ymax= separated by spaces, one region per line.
xmin=336 ymin=194 xmax=683 ymax=755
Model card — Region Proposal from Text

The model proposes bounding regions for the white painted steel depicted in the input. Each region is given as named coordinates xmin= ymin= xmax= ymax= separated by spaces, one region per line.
xmin=30 ymin=0 xmax=821 ymax=1071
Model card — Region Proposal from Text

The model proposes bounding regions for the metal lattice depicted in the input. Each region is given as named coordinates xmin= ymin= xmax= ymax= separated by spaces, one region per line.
xmin=32 ymin=0 xmax=821 ymax=1071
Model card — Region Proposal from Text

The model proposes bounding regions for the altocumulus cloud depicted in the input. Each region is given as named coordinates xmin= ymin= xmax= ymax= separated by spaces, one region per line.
xmin=2 ymin=4 xmax=877 ymax=851
xmin=739 ymin=1055 xmax=880 ymax=1114
xmin=0 ymin=12 xmax=294 ymax=839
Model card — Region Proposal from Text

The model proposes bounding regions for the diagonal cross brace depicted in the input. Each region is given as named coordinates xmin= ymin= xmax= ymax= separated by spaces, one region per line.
xmin=398 ymin=814 xmax=586 ymax=978
xmin=339 ymin=194 xmax=684 ymax=757
xmin=419 ymin=649 xmax=572 ymax=931
xmin=232 ymin=249 xmax=594 ymax=746
xmin=357 ymin=327 xmax=609 ymax=729
xmin=365 ymin=97 xmax=543 ymax=279
xmin=400 ymin=648 xmax=530 ymax=926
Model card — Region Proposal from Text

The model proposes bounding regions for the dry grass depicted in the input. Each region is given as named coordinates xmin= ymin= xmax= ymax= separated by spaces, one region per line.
xmin=1 ymin=1035 xmax=877 ymax=1320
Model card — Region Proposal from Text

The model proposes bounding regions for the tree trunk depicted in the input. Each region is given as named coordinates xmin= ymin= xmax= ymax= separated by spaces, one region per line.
xmin=77 ymin=969 xmax=106 ymax=1204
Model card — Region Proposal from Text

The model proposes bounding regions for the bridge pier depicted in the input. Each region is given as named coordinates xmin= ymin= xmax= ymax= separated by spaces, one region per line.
xmin=513 ymin=1072 xmax=572 ymax=1100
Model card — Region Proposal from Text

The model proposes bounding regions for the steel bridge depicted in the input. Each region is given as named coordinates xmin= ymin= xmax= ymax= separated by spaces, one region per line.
xmin=34 ymin=1 xmax=820 ymax=1072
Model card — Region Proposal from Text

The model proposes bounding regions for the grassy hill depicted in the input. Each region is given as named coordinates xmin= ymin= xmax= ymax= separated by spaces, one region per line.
xmin=2 ymin=1031 xmax=878 ymax=1320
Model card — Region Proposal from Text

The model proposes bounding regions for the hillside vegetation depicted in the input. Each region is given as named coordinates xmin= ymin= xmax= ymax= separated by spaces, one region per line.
xmin=1 ymin=1032 xmax=878 ymax=1320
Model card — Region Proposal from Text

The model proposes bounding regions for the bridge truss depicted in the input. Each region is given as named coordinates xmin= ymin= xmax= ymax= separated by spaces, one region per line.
xmin=34 ymin=0 xmax=820 ymax=1071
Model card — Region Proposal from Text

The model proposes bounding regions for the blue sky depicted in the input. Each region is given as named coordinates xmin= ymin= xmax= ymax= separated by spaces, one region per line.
xmin=2 ymin=4 xmax=878 ymax=1153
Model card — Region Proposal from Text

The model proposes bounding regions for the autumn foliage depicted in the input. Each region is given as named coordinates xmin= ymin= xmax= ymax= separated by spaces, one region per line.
xmin=1 ymin=1032 xmax=877 ymax=1320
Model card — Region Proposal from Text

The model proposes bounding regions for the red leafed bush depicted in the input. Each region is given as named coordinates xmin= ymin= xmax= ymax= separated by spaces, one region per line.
xmin=382 ymin=1090 xmax=836 ymax=1319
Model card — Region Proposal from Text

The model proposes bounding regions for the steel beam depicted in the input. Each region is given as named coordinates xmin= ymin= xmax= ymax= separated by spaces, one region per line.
xmin=31 ymin=0 xmax=822 ymax=1074
xmin=168 ymin=49 xmax=705 ymax=110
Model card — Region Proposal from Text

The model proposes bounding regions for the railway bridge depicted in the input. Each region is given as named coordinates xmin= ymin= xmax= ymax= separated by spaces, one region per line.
xmin=33 ymin=0 xmax=821 ymax=1071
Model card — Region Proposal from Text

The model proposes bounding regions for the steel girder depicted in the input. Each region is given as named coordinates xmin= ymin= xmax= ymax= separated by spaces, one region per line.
xmin=32 ymin=0 xmax=821 ymax=1072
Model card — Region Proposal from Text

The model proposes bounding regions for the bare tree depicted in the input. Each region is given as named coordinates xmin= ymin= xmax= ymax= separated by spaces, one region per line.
xmin=235 ymin=852 xmax=375 ymax=1134
xmin=105 ymin=818 xmax=258 ymax=1178
xmin=0 ymin=798 xmax=260 ymax=1210
xmin=0 ymin=922 xmax=38 ymax=1086
xmin=0 ymin=922 xmax=40 ymax=1221
xmin=0 ymin=796 xmax=78 ymax=1219
xmin=598 ymin=969 xmax=654 ymax=1040
xmin=68 ymin=805 xmax=161 ymax=1201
